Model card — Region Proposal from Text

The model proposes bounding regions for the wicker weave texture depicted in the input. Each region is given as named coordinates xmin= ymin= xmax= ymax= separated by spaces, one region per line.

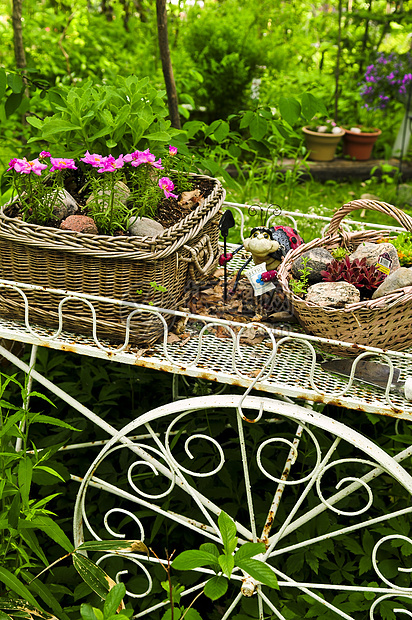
xmin=0 ymin=173 xmax=225 ymax=344
xmin=277 ymin=199 xmax=412 ymax=356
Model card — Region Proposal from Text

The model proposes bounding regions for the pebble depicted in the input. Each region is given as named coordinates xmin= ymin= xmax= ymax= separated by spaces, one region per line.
xmin=372 ymin=267 xmax=412 ymax=299
xmin=43 ymin=189 xmax=79 ymax=221
xmin=349 ymin=242 xmax=400 ymax=272
xmin=60 ymin=215 xmax=98 ymax=234
xmin=291 ymin=248 xmax=334 ymax=283
xmin=128 ymin=216 xmax=165 ymax=237
xmin=306 ymin=281 xmax=360 ymax=308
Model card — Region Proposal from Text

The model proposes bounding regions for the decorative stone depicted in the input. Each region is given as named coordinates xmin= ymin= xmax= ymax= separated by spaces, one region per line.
xmin=349 ymin=242 xmax=400 ymax=272
xmin=372 ymin=267 xmax=412 ymax=299
xmin=60 ymin=215 xmax=98 ymax=235
xmin=128 ymin=216 xmax=165 ymax=237
xmin=291 ymin=248 xmax=334 ymax=283
xmin=86 ymin=181 xmax=130 ymax=208
xmin=44 ymin=189 xmax=79 ymax=221
xmin=305 ymin=281 xmax=360 ymax=308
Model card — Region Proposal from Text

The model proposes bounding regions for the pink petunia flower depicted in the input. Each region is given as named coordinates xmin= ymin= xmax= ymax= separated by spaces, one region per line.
xmin=159 ymin=177 xmax=178 ymax=199
xmin=13 ymin=158 xmax=48 ymax=175
xmin=97 ymin=155 xmax=125 ymax=172
xmin=7 ymin=158 xmax=18 ymax=171
xmin=50 ymin=157 xmax=77 ymax=171
xmin=81 ymin=151 xmax=107 ymax=167
xmin=125 ymin=149 xmax=163 ymax=169
xmin=169 ymin=145 xmax=178 ymax=156
xmin=39 ymin=151 xmax=51 ymax=158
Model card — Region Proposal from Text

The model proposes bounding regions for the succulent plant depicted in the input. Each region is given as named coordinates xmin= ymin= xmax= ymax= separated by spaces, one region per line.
xmin=321 ymin=255 xmax=386 ymax=290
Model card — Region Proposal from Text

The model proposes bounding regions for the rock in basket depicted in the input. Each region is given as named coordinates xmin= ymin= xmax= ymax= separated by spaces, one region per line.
xmin=0 ymin=172 xmax=225 ymax=345
xmin=277 ymin=199 xmax=412 ymax=356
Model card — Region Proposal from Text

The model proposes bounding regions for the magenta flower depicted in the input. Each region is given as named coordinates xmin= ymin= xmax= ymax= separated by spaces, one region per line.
xmin=50 ymin=157 xmax=77 ymax=171
xmin=97 ymin=155 xmax=125 ymax=173
xmin=125 ymin=149 xmax=163 ymax=169
xmin=159 ymin=177 xmax=178 ymax=199
xmin=81 ymin=151 xmax=107 ymax=167
xmin=7 ymin=158 xmax=18 ymax=171
xmin=39 ymin=151 xmax=51 ymax=159
xmin=169 ymin=145 xmax=178 ymax=156
xmin=12 ymin=158 xmax=48 ymax=175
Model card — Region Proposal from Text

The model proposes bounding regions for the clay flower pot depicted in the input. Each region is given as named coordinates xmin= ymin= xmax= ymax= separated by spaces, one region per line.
xmin=302 ymin=126 xmax=345 ymax=162
xmin=343 ymin=127 xmax=382 ymax=161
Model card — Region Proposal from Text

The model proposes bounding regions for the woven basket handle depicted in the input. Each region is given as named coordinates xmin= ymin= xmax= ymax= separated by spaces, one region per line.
xmin=327 ymin=199 xmax=412 ymax=236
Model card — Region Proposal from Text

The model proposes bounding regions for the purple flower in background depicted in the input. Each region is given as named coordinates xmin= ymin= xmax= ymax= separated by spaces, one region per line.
xmin=169 ymin=145 xmax=178 ymax=156
xmin=360 ymin=52 xmax=412 ymax=110
xmin=50 ymin=157 xmax=77 ymax=171
xmin=159 ymin=177 xmax=178 ymax=199
xmin=39 ymin=151 xmax=51 ymax=158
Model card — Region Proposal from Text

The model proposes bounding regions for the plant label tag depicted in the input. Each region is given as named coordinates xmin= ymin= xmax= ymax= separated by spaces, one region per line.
xmin=246 ymin=262 xmax=276 ymax=296
xmin=376 ymin=251 xmax=392 ymax=275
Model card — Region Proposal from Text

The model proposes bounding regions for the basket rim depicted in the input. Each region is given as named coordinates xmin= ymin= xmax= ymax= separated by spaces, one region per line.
xmin=0 ymin=171 xmax=225 ymax=260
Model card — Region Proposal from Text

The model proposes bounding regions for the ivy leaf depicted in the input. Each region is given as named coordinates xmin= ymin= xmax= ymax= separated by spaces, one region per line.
xmin=203 ymin=576 xmax=228 ymax=601
xmin=234 ymin=542 xmax=265 ymax=563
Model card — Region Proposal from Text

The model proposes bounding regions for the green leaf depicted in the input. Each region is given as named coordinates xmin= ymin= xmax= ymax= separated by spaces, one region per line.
xmin=0 ymin=610 xmax=13 ymax=620
xmin=7 ymin=73 xmax=24 ymax=94
xmin=300 ymin=92 xmax=328 ymax=122
xmin=80 ymin=603 xmax=98 ymax=620
xmin=184 ymin=609 xmax=203 ymax=620
xmin=172 ymin=550 xmax=218 ymax=570
xmin=20 ymin=516 xmax=74 ymax=553
xmin=236 ymin=559 xmax=278 ymax=589
xmin=41 ymin=119 xmax=82 ymax=136
xmin=5 ymin=92 xmax=23 ymax=117
xmin=0 ymin=69 xmax=7 ymax=99
xmin=78 ymin=540 xmax=148 ymax=554
xmin=18 ymin=458 xmax=33 ymax=508
xmin=234 ymin=542 xmax=265 ymax=563
xmin=249 ymin=114 xmax=267 ymax=141
xmin=278 ymin=96 xmax=301 ymax=126
xmin=218 ymin=554 xmax=234 ymax=578
xmin=34 ymin=466 xmax=65 ymax=482
xmin=239 ymin=110 xmax=255 ymax=129
xmin=72 ymin=554 xmax=114 ymax=599
xmin=29 ymin=415 xmax=78 ymax=430
xmin=103 ymin=583 xmax=126 ymax=617
xmin=8 ymin=493 xmax=20 ymax=530
xmin=199 ymin=543 xmax=219 ymax=557
xmin=218 ymin=512 xmax=237 ymax=554
xmin=213 ymin=121 xmax=230 ymax=143
xmin=203 ymin=576 xmax=228 ymax=600
xmin=26 ymin=117 xmax=43 ymax=129
xmin=0 ymin=568 xmax=40 ymax=608
xmin=21 ymin=571 xmax=68 ymax=620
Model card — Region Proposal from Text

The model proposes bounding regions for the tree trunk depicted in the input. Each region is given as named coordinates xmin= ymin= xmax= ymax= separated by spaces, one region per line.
xmin=12 ymin=0 xmax=27 ymax=72
xmin=156 ymin=0 xmax=181 ymax=129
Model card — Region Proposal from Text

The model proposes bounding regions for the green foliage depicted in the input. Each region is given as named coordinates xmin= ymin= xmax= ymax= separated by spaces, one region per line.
xmin=289 ymin=256 xmax=312 ymax=296
xmin=387 ymin=232 xmax=412 ymax=266
xmin=26 ymin=76 xmax=182 ymax=158
xmin=181 ymin=0 xmax=264 ymax=120
xmin=173 ymin=511 xmax=278 ymax=599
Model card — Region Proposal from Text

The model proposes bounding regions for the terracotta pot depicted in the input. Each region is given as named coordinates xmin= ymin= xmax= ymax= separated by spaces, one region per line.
xmin=343 ymin=128 xmax=382 ymax=161
xmin=302 ymin=126 xmax=345 ymax=162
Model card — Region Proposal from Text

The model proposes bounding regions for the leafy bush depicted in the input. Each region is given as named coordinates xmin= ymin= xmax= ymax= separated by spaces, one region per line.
xmin=181 ymin=0 xmax=264 ymax=121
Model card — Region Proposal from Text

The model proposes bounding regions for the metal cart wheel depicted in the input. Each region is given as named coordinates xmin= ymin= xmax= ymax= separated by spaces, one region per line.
xmin=73 ymin=394 xmax=412 ymax=619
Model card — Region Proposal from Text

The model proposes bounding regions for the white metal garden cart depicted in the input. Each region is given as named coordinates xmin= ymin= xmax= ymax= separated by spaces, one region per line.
xmin=2 ymin=203 xmax=412 ymax=619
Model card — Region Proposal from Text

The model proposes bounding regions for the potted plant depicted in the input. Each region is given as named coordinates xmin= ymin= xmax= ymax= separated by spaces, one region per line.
xmin=0 ymin=77 xmax=226 ymax=345
xmin=342 ymin=125 xmax=382 ymax=161
xmin=302 ymin=119 xmax=344 ymax=162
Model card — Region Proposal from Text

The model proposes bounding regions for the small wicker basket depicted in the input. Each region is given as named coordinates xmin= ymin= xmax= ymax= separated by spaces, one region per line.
xmin=277 ymin=199 xmax=412 ymax=356
xmin=0 ymin=172 xmax=225 ymax=345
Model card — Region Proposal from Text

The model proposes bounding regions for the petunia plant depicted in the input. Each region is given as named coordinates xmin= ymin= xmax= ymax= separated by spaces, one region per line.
xmin=6 ymin=144 xmax=193 ymax=235
xmin=7 ymin=152 xmax=77 ymax=224
xmin=360 ymin=52 xmax=412 ymax=111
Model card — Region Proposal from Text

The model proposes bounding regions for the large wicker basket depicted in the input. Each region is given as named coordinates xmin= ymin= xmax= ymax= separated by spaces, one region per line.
xmin=0 ymin=172 xmax=225 ymax=345
xmin=277 ymin=199 xmax=412 ymax=356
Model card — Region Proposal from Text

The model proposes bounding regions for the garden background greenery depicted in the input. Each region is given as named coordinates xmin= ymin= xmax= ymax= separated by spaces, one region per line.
xmin=1 ymin=0 xmax=412 ymax=618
